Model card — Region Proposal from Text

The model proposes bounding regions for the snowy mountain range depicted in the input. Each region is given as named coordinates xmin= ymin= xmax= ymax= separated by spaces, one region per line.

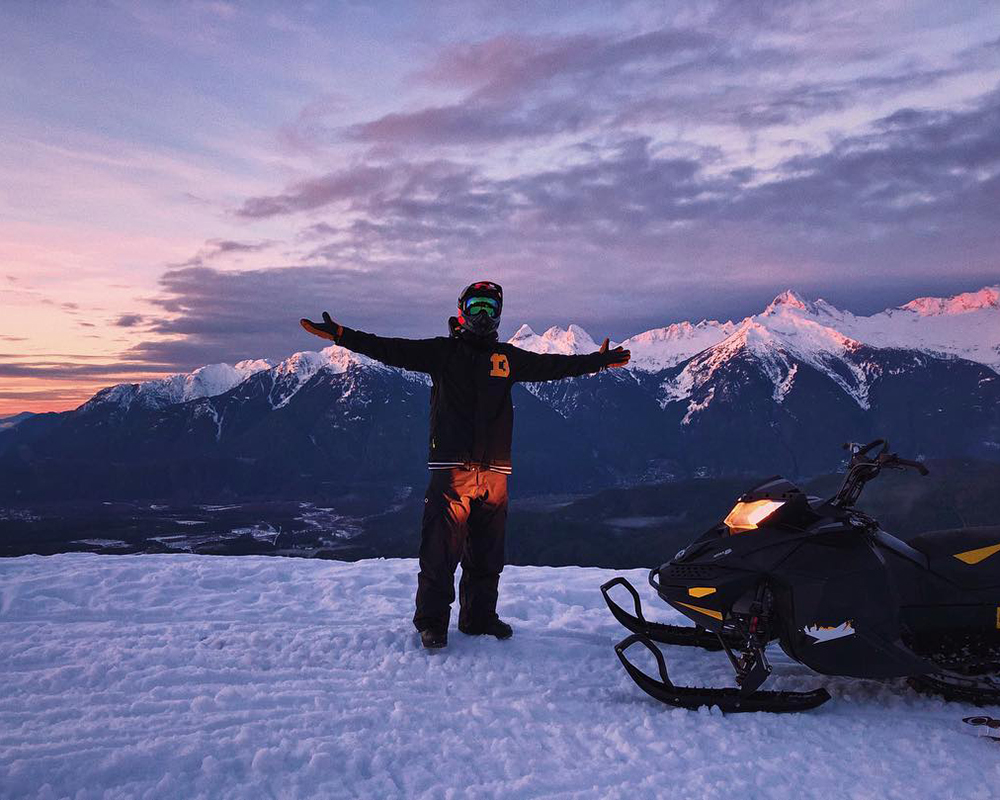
xmin=2 ymin=285 xmax=1000 ymax=500
xmin=81 ymin=359 xmax=276 ymax=412
xmin=621 ymin=286 xmax=1000 ymax=372
xmin=89 ymin=283 xmax=1000 ymax=413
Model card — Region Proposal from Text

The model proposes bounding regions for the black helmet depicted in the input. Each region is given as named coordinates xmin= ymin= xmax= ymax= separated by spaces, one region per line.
xmin=457 ymin=281 xmax=503 ymax=337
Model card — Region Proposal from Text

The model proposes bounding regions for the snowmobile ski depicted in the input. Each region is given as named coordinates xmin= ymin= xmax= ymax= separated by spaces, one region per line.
xmin=614 ymin=633 xmax=831 ymax=713
xmin=908 ymin=673 xmax=1000 ymax=706
xmin=601 ymin=577 xmax=730 ymax=651
xmin=963 ymin=716 xmax=1000 ymax=742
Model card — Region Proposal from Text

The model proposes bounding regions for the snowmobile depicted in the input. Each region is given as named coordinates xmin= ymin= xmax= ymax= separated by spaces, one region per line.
xmin=601 ymin=440 xmax=1000 ymax=712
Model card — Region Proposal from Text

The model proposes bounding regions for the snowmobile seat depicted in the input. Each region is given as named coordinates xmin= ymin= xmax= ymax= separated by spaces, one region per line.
xmin=908 ymin=526 xmax=1000 ymax=590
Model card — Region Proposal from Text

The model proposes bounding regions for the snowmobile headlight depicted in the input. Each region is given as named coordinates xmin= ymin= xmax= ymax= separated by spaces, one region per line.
xmin=724 ymin=499 xmax=785 ymax=534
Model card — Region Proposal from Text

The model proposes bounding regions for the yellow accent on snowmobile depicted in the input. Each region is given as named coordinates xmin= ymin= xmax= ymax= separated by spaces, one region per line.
xmin=688 ymin=587 xmax=717 ymax=598
xmin=675 ymin=601 xmax=723 ymax=621
xmin=953 ymin=543 xmax=1000 ymax=565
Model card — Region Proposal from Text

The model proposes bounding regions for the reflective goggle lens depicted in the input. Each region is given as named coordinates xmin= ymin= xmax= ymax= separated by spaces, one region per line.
xmin=463 ymin=296 xmax=500 ymax=317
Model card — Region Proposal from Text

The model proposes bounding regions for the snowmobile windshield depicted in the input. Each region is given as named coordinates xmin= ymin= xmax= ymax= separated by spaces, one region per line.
xmin=724 ymin=499 xmax=785 ymax=534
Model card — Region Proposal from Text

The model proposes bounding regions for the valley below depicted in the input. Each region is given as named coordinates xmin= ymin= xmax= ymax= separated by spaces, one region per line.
xmin=5 ymin=458 xmax=999 ymax=569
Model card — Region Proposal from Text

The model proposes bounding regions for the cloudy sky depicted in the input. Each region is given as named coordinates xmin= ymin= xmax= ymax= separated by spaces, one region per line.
xmin=2 ymin=0 xmax=998 ymax=413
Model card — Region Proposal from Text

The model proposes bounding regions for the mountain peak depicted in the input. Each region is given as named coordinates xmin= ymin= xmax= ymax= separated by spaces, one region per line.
xmin=79 ymin=359 xmax=276 ymax=413
xmin=662 ymin=310 xmax=869 ymax=422
xmin=546 ymin=325 xmax=598 ymax=352
xmin=621 ymin=320 xmax=735 ymax=371
xmin=764 ymin=289 xmax=812 ymax=314
xmin=508 ymin=323 xmax=596 ymax=355
xmin=901 ymin=285 xmax=1000 ymax=316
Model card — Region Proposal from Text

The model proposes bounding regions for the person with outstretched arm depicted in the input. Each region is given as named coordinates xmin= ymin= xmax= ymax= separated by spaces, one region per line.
xmin=301 ymin=281 xmax=630 ymax=649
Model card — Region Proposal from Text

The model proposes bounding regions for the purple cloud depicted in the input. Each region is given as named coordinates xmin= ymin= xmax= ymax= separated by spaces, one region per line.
xmin=206 ymin=239 xmax=271 ymax=255
xmin=0 ymin=361 xmax=174 ymax=379
xmin=208 ymin=86 xmax=1000 ymax=355
xmin=114 ymin=314 xmax=146 ymax=328
xmin=347 ymin=100 xmax=587 ymax=145
xmin=234 ymin=86 xmax=1000 ymax=261
xmin=417 ymin=29 xmax=718 ymax=99
xmin=236 ymin=165 xmax=391 ymax=218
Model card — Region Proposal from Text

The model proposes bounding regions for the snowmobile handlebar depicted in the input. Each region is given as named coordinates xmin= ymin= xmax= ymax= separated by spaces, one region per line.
xmin=884 ymin=455 xmax=930 ymax=476
xmin=845 ymin=439 xmax=886 ymax=460
xmin=833 ymin=439 xmax=928 ymax=508
xmin=843 ymin=440 xmax=928 ymax=474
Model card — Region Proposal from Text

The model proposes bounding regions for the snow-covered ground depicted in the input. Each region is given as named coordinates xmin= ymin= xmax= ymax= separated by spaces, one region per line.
xmin=1 ymin=554 xmax=997 ymax=800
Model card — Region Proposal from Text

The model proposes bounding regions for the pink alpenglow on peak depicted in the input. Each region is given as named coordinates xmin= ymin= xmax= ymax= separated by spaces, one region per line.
xmin=763 ymin=289 xmax=815 ymax=315
xmin=620 ymin=320 xmax=735 ymax=372
xmin=901 ymin=286 xmax=1000 ymax=316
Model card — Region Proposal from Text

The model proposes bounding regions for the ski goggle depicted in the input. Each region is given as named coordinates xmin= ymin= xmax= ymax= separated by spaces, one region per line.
xmin=462 ymin=295 xmax=501 ymax=318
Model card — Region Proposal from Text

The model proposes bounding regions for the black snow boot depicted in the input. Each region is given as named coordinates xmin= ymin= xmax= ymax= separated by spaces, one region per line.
xmin=459 ymin=617 xmax=513 ymax=640
xmin=420 ymin=628 xmax=448 ymax=649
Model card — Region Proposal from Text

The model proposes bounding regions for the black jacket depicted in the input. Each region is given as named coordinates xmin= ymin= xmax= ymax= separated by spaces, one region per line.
xmin=337 ymin=322 xmax=608 ymax=472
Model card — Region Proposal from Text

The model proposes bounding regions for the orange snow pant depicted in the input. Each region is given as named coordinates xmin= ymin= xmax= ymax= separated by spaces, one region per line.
xmin=413 ymin=467 xmax=508 ymax=633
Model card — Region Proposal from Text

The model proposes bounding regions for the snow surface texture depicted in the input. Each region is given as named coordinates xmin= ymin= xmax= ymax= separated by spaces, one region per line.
xmin=2 ymin=555 xmax=998 ymax=800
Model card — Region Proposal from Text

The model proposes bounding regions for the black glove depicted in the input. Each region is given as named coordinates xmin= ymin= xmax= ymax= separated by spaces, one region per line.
xmin=300 ymin=311 xmax=344 ymax=342
xmin=598 ymin=337 xmax=630 ymax=368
